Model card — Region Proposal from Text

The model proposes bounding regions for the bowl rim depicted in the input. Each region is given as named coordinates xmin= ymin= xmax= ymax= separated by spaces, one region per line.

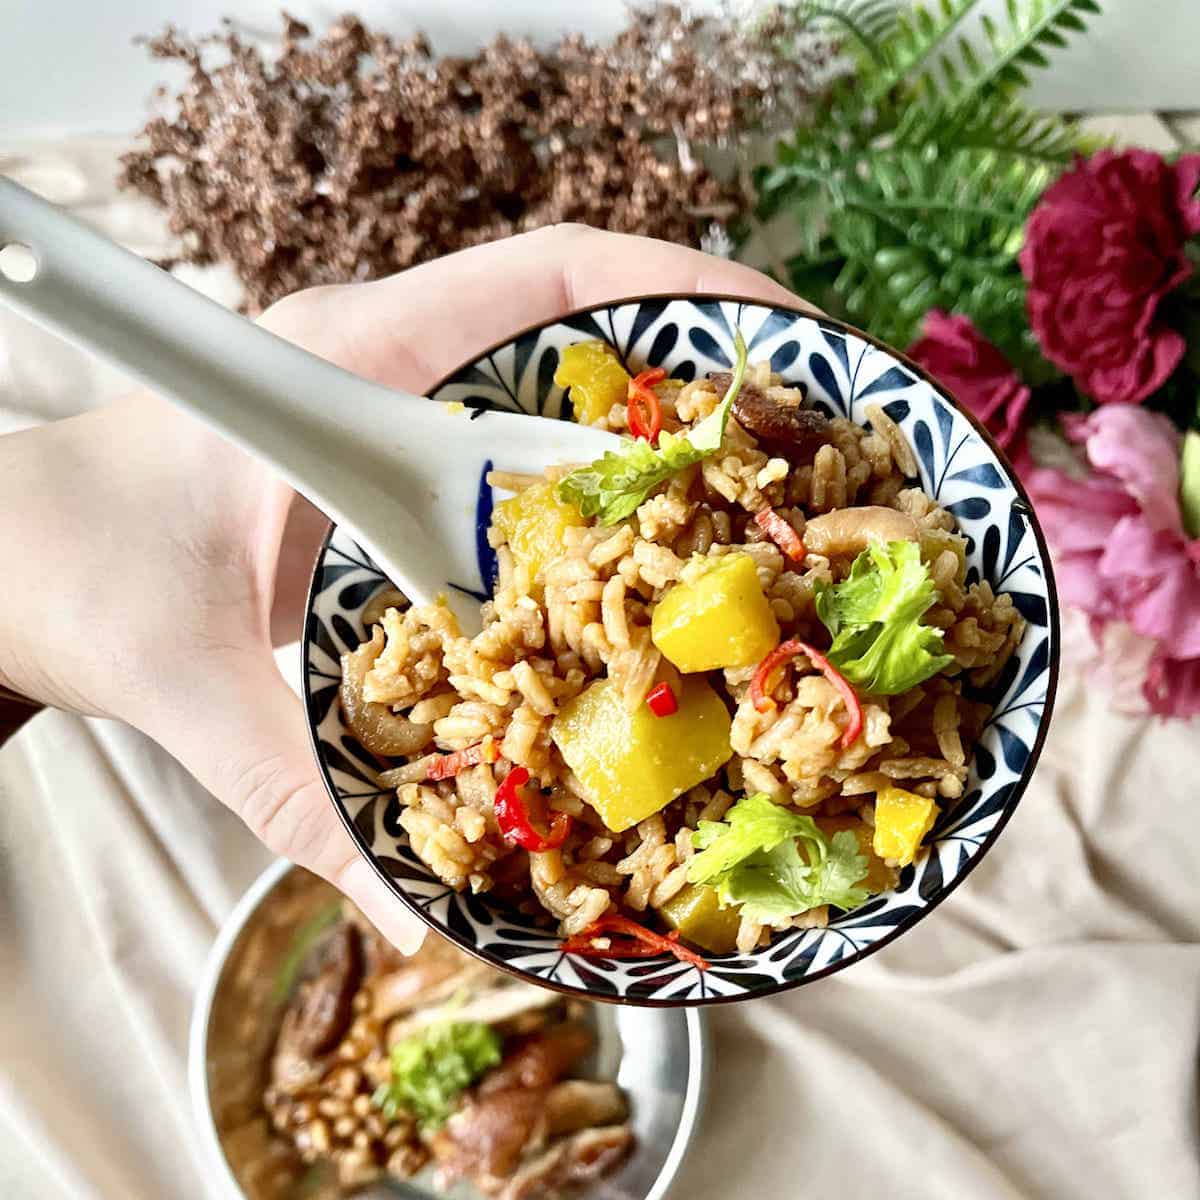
xmin=188 ymin=857 xmax=710 ymax=1199
xmin=302 ymin=292 xmax=1061 ymax=1007
xmin=188 ymin=857 xmax=292 ymax=1200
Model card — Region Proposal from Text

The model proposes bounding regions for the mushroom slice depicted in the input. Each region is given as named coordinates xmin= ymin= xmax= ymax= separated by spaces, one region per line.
xmin=339 ymin=626 xmax=434 ymax=757
xmin=803 ymin=506 xmax=919 ymax=558
xmin=544 ymin=1081 xmax=628 ymax=1134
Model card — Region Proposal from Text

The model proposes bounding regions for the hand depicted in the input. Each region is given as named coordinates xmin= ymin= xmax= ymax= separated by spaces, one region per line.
xmin=0 ymin=224 xmax=804 ymax=949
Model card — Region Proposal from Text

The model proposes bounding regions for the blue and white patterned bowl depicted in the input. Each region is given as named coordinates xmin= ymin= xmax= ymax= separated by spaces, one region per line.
xmin=303 ymin=296 xmax=1059 ymax=1006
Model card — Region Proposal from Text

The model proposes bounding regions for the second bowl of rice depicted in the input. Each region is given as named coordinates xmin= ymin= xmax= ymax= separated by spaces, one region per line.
xmin=302 ymin=296 xmax=1058 ymax=1006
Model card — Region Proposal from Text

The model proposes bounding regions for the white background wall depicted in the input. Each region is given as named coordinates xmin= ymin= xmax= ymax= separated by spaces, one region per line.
xmin=1 ymin=0 xmax=1197 ymax=138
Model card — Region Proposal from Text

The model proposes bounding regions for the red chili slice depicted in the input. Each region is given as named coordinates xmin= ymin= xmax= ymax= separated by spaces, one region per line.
xmin=754 ymin=507 xmax=806 ymax=562
xmin=424 ymin=739 xmax=499 ymax=781
xmin=561 ymin=913 xmax=710 ymax=970
xmin=749 ymin=639 xmax=863 ymax=749
xmin=493 ymin=765 xmax=571 ymax=852
xmin=645 ymin=681 xmax=678 ymax=717
xmin=626 ymin=367 xmax=666 ymax=443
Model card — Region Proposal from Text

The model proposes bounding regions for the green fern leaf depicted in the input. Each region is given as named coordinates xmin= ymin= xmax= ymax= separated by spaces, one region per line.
xmin=782 ymin=1 xmax=901 ymax=65
xmin=807 ymin=145 xmax=1058 ymax=362
xmin=972 ymin=0 xmax=1101 ymax=97
xmin=865 ymin=0 xmax=977 ymax=103
xmin=1054 ymin=10 xmax=1090 ymax=31
xmin=894 ymin=93 xmax=1080 ymax=164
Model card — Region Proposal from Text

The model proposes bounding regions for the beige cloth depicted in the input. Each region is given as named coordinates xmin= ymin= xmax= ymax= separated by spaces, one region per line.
xmin=2 ymin=134 xmax=1198 ymax=1200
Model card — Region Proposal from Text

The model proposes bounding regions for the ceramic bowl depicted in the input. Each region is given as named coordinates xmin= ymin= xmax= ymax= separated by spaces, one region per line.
xmin=189 ymin=859 xmax=707 ymax=1199
xmin=302 ymin=296 xmax=1059 ymax=1005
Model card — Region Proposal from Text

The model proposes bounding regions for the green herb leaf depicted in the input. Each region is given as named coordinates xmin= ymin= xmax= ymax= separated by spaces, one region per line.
xmin=371 ymin=1020 xmax=501 ymax=1130
xmin=690 ymin=791 xmax=807 ymax=876
xmin=815 ymin=539 xmax=954 ymax=694
xmin=687 ymin=793 xmax=869 ymax=920
xmin=557 ymin=330 xmax=748 ymax=525
xmin=817 ymin=830 xmax=878 ymax=910
xmin=715 ymin=840 xmax=816 ymax=924
xmin=1180 ymin=428 xmax=1200 ymax=540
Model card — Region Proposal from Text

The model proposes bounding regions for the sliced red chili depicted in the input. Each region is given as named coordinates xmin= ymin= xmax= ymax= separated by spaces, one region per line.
xmin=424 ymin=739 xmax=499 ymax=781
xmin=645 ymin=681 xmax=678 ymax=717
xmin=561 ymin=914 xmax=710 ymax=970
xmin=749 ymin=639 xmax=863 ymax=749
xmin=754 ymin=506 xmax=806 ymax=562
xmin=627 ymin=367 xmax=666 ymax=443
xmin=493 ymin=765 xmax=571 ymax=852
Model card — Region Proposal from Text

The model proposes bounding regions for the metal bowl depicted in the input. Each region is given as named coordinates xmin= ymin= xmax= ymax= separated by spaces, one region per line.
xmin=189 ymin=858 xmax=708 ymax=1200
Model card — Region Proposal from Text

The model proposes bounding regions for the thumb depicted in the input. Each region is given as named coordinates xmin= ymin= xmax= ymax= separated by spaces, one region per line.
xmin=144 ymin=646 xmax=427 ymax=954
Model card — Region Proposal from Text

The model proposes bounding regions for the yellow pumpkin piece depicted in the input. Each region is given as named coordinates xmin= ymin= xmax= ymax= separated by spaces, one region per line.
xmin=550 ymin=674 xmax=733 ymax=833
xmin=872 ymin=785 xmax=940 ymax=868
xmin=658 ymin=883 xmax=741 ymax=955
xmin=651 ymin=553 xmax=781 ymax=674
xmin=553 ymin=340 xmax=631 ymax=427
xmin=491 ymin=480 xmax=586 ymax=587
xmin=816 ymin=815 xmax=899 ymax=895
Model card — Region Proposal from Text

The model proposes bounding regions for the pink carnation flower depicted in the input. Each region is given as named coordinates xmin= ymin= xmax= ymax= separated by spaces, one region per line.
xmin=907 ymin=310 xmax=1031 ymax=452
xmin=1019 ymin=149 xmax=1200 ymax=405
xmin=1026 ymin=405 xmax=1200 ymax=717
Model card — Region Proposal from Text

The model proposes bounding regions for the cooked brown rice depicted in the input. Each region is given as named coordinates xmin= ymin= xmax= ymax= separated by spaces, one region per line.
xmin=339 ymin=353 xmax=1024 ymax=952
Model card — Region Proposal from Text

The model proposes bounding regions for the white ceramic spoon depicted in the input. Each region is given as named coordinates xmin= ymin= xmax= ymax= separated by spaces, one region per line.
xmin=0 ymin=177 xmax=622 ymax=629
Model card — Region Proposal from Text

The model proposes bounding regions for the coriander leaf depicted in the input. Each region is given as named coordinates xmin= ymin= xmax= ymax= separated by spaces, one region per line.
xmin=557 ymin=330 xmax=748 ymax=525
xmin=371 ymin=1020 xmax=501 ymax=1130
xmin=815 ymin=539 xmax=954 ymax=694
xmin=687 ymin=793 xmax=870 ymax=921
xmin=689 ymin=791 xmax=808 ymax=881
xmin=715 ymin=840 xmax=814 ymax=923
xmin=557 ymin=433 xmax=707 ymax=524
xmin=814 ymin=830 xmax=874 ymax=912
xmin=713 ymin=829 xmax=870 ymax=921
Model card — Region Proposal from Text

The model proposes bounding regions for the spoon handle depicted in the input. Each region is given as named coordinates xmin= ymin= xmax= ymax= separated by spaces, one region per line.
xmin=0 ymin=176 xmax=466 ymax=620
xmin=0 ymin=177 xmax=441 ymax=454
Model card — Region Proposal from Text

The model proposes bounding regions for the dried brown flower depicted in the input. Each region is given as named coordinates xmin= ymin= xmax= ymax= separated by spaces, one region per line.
xmin=119 ymin=6 xmax=844 ymax=311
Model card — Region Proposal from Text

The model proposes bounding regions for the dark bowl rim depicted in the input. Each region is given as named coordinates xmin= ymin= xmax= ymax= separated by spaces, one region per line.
xmin=302 ymin=292 xmax=1061 ymax=1008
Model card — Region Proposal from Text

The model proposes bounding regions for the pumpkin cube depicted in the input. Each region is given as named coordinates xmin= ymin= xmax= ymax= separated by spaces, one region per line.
xmin=553 ymin=340 xmax=631 ymax=427
xmin=550 ymin=674 xmax=732 ymax=833
xmin=872 ymin=785 xmax=940 ymax=867
xmin=651 ymin=553 xmax=780 ymax=673
xmin=492 ymin=480 xmax=586 ymax=587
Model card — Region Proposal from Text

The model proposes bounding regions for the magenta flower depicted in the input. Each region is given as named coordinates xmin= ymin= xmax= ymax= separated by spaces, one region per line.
xmin=1019 ymin=149 xmax=1200 ymax=405
xmin=1145 ymin=654 xmax=1200 ymax=718
xmin=907 ymin=311 xmax=1031 ymax=452
xmin=1026 ymin=405 xmax=1200 ymax=717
